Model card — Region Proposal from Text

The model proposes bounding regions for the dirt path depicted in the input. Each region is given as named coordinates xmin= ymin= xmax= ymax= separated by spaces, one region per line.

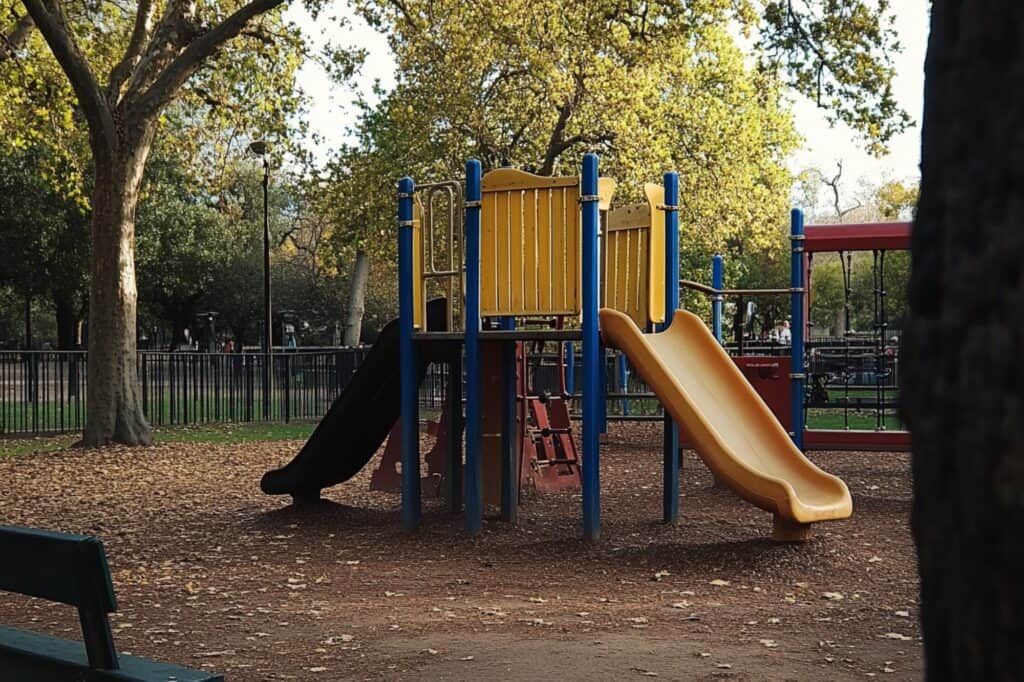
xmin=0 ymin=422 xmax=921 ymax=680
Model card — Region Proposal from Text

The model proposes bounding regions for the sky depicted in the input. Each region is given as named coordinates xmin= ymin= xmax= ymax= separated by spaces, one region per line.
xmin=287 ymin=1 xmax=930 ymax=191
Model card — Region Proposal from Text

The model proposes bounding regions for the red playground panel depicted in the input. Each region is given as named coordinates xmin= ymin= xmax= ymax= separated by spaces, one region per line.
xmin=804 ymin=222 xmax=911 ymax=253
xmin=804 ymin=429 xmax=911 ymax=452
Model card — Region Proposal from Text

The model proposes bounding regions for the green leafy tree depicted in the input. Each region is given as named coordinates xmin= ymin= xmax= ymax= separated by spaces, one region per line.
xmin=0 ymin=144 xmax=90 ymax=349
xmin=5 ymin=0 xmax=328 ymax=444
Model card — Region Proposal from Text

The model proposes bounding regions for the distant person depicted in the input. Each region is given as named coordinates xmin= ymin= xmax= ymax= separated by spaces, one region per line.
xmin=779 ymin=320 xmax=792 ymax=345
xmin=223 ymin=339 xmax=235 ymax=354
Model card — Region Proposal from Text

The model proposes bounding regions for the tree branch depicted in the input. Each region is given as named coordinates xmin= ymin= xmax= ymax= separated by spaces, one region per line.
xmin=19 ymin=0 xmax=116 ymax=153
xmin=106 ymin=0 xmax=156 ymax=103
xmin=131 ymin=0 xmax=285 ymax=121
xmin=0 ymin=11 xmax=34 ymax=61
xmin=121 ymin=0 xmax=202 ymax=105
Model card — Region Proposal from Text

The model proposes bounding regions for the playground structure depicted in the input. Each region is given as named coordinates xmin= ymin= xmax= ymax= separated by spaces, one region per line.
xmin=258 ymin=153 xmax=914 ymax=541
xmin=392 ymin=154 xmax=851 ymax=541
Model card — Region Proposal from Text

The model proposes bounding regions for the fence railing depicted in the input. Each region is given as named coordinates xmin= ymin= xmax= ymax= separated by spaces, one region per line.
xmin=0 ymin=348 xmax=452 ymax=437
xmin=1 ymin=341 xmax=900 ymax=437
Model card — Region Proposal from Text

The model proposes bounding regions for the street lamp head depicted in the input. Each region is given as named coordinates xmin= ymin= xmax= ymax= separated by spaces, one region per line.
xmin=248 ymin=140 xmax=268 ymax=156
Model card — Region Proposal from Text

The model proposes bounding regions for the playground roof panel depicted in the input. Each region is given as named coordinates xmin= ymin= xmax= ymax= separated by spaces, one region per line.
xmin=803 ymin=222 xmax=911 ymax=253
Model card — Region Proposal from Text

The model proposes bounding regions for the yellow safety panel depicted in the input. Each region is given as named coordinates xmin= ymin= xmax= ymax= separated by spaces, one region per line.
xmin=602 ymin=184 xmax=666 ymax=327
xmin=644 ymin=183 xmax=666 ymax=325
xmin=480 ymin=169 xmax=581 ymax=317
xmin=605 ymin=202 xmax=650 ymax=328
xmin=598 ymin=177 xmax=618 ymax=211
xmin=412 ymin=196 xmax=425 ymax=330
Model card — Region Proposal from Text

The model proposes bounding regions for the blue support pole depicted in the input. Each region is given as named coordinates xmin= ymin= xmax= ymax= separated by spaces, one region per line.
xmin=500 ymin=316 xmax=518 ymax=523
xmin=464 ymin=160 xmax=483 ymax=534
xmin=397 ymin=176 xmax=420 ymax=532
xmin=711 ymin=254 xmax=724 ymax=344
xmin=790 ymin=208 xmax=806 ymax=450
xmin=661 ymin=171 xmax=680 ymax=525
xmin=581 ymin=153 xmax=601 ymax=542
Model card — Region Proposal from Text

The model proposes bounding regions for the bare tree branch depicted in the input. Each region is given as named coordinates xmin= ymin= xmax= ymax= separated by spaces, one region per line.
xmin=19 ymin=0 xmax=116 ymax=154
xmin=106 ymin=0 xmax=156 ymax=103
xmin=131 ymin=0 xmax=285 ymax=121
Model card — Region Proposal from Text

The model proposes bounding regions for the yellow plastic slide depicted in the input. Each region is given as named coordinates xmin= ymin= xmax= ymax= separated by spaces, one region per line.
xmin=599 ymin=308 xmax=852 ymax=540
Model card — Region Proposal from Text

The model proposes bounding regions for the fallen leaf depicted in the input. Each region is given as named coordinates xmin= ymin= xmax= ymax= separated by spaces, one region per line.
xmin=894 ymin=610 xmax=910 ymax=618
xmin=822 ymin=592 xmax=845 ymax=601
xmin=652 ymin=570 xmax=670 ymax=582
xmin=759 ymin=639 xmax=778 ymax=648
xmin=709 ymin=579 xmax=730 ymax=587
xmin=880 ymin=633 xmax=912 ymax=641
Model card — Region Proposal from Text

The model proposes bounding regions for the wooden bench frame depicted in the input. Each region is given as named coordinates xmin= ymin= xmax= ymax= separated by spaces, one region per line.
xmin=0 ymin=525 xmax=223 ymax=681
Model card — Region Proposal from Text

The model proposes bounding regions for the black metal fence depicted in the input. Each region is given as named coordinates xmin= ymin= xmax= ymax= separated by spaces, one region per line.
xmin=1 ymin=341 xmax=900 ymax=437
xmin=0 ymin=348 xmax=453 ymax=436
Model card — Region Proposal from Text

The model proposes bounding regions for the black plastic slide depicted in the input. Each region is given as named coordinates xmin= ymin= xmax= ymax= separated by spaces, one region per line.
xmin=260 ymin=299 xmax=448 ymax=499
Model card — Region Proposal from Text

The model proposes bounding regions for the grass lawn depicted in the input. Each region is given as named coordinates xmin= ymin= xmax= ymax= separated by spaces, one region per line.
xmin=806 ymin=409 xmax=904 ymax=430
xmin=0 ymin=420 xmax=319 ymax=458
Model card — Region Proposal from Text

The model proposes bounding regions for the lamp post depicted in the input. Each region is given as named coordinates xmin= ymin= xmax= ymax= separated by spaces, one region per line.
xmin=249 ymin=140 xmax=272 ymax=418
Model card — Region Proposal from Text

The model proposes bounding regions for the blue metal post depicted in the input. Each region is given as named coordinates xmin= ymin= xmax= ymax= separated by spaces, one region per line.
xmin=662 ymin=171 xmax=680 ymax=524
xmin=500 ymin=316 xmax=518 ymax=523
xmin=464 ymin=160 xmax=483 ymax=534
xmin=581 ymin=153 xmax=601 ymax=542
xmin=790 ymin=208 xmax=806 ymax=450
xmin=712 ymin=254 xmax=724 ymax=344
xmin=397 ymin=176 xmax=420 ymax=532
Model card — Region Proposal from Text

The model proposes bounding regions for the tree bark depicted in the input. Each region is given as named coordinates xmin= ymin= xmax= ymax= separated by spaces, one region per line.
xmin=902 ymin=3 xmax=1024 ymax=678
xmin=342 ymin=249 xmax=369 ymax=347
xmin=82 ymin=146 xmax=154 ymax=446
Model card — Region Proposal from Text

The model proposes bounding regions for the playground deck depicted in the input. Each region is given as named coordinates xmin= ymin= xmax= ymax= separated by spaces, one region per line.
xmin=0 ymin=423 xmax=921 ymax=680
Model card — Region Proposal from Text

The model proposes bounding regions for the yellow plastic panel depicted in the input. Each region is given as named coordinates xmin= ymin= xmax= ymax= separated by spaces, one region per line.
xmin=481 ymin=169 xmax=580 ymax=317
xmin=412 ymin=196 xmax=425 ymax=330
xmin=600 ymin=307 xmax=852 ymax=528
xmin=604 ymin=202 xmax=650 ymax=328
xmin=644 ymin=183 xmax=667 ymax=325
xmin=598 ymin=177 xmax=618 ymax=211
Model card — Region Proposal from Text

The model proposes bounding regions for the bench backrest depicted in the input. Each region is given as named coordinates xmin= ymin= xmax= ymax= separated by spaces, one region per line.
xmin=0 ymin=525 xmax=117 ymax=613
xmin=0 ymin=525 xmax=120 ymax=669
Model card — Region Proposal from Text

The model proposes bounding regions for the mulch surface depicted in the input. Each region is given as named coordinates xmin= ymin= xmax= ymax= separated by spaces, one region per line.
xmin=0 ymin=422 xmax=921 ymax=680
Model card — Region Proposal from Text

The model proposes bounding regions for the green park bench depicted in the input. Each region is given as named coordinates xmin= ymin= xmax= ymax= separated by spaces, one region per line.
xmin=0 ymin=525 xmax=223 ymax=681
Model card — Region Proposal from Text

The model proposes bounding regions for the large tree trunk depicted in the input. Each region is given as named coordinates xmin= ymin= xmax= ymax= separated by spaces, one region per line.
xmin=902 ymin=3 xmax=1024 ymax=678
xmin=343 ymin=249 xmax=369 ymax=346
xmin=83 ymin=146 xmax=153 ymax=446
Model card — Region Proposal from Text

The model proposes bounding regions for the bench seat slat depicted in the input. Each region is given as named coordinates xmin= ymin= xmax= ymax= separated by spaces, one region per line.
xmin=0 ymin=625 xmax=224 ymax=682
